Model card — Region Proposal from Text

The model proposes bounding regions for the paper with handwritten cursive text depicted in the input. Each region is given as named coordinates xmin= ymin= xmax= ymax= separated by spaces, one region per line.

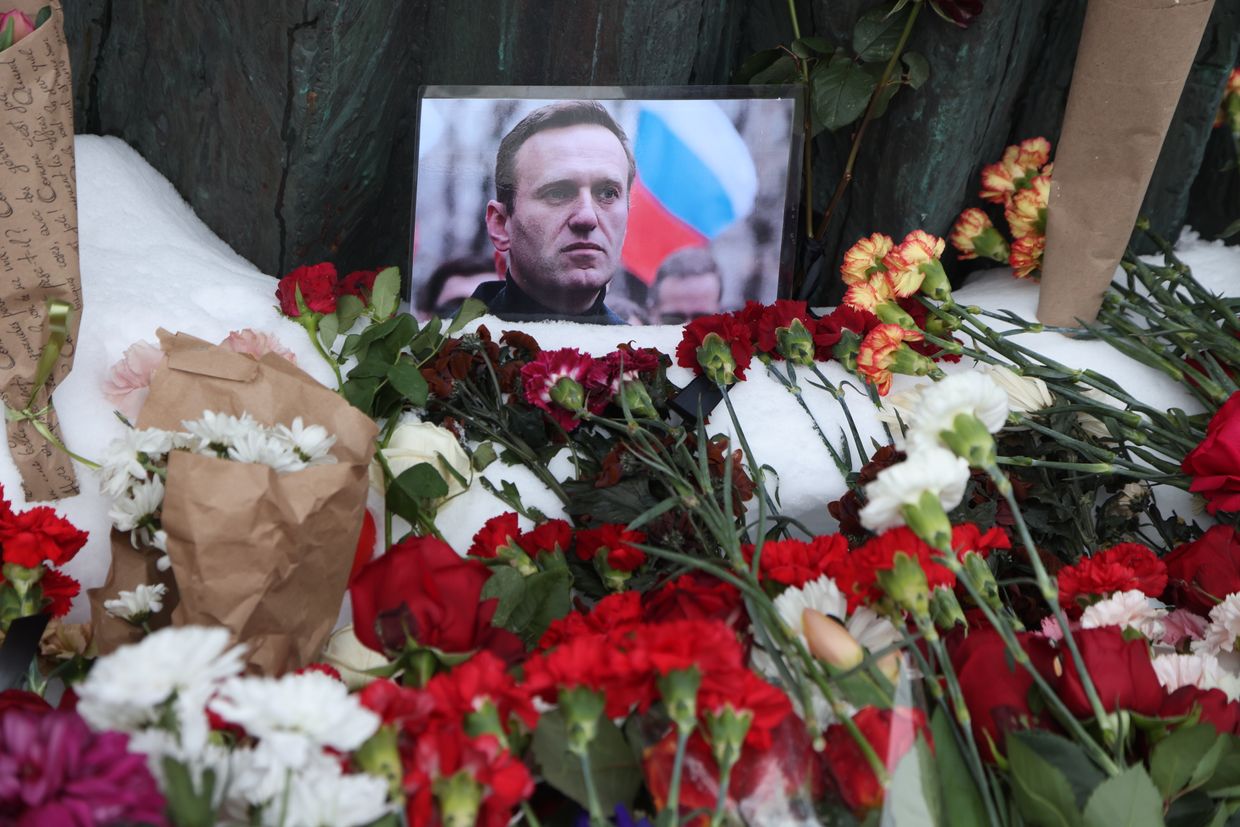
xmin=0 ymin=0 xmax=81 ymax=501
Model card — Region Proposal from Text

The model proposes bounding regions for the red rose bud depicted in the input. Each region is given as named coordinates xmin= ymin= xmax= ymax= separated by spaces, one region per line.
xmin=275 ymin=262 xmax=339 ymax=317
xmin=1181 ymin=392 xmax=1240 ymax=515
xmin=775 ymin=318 xmax=817 ymax=366
xmin=696 ymin=331 xmax=739 ymax=385
xmin=1164 ymin=525 xmax=1240 ymax=615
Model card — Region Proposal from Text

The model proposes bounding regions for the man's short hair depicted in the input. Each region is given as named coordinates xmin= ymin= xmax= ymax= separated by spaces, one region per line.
xmin=653 ymin=247 xmax=723 ymax=300
xmin=418 ymin=255 xmax=497 ymax=313
xmin=494 ymin=100 xmax=637 ymax=213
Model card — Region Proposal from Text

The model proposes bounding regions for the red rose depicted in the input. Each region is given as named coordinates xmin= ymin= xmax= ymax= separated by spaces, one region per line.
xmin=1164 ymin=525 xmax=1240 ymax=615
xmin=641 ymin=571 xmax=745 ymax=630
xmin=275 ymin=262 xmax=339 ymax=316
xmin=1057 ymin=543 xmax=1167 ymax=611
xmin=951 ymin=627 xmax=1055 ymax=760
xmin=1182 ymin=392 xmax=1240 ymax=514
xmin=0 ymin=507 xmax=88 ymax=569
xmin=349 ymin=536 xmax=524 ymax=664
xmin=1159 ymin=686 xmax=1240 ymax=736
xmin=1044 ymin=626 xmax=1164 ymax=716
xmin=349 ymin=509 xmax=377 ymax=582
xmin=821 ymin=706 xmax=931 ymax=814
xmin=338 ymin=268 xmax=380 ymax=300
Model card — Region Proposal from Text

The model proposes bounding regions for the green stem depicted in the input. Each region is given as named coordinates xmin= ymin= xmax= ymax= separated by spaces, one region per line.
xmin=810 ymin=365 xmax=869 ymax=465
xmin=813 ymin=0 xmax=922 ymax=243
xmin=710 ymin=759 xmax=736 ymax=827
xmin=768 ymin=363 xmax=850 ymax=477
xmin=303 ymin=316 xmax=344 ymax=387
xmin=577 ymin=748 xmax=606 ymax=826
xmin=664 ymin=726 xmax=694 ymax=822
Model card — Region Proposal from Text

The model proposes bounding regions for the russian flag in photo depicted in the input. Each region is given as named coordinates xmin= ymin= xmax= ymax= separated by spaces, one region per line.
xmin=622 ymin=101 xmax=759 ymax=285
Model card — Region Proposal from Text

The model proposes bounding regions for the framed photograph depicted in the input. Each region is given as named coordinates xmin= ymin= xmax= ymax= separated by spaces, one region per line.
xmin=408 ymin=85 xmax=803 ymax=326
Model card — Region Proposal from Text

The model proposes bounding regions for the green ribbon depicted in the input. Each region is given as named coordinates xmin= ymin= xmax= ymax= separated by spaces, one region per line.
xmin=3 ymin=299 xmax=99 ymax=469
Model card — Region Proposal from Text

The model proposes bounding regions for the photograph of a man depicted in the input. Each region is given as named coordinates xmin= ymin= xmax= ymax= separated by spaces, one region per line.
xmin=474 ymin=101 xmax=633 ymax=324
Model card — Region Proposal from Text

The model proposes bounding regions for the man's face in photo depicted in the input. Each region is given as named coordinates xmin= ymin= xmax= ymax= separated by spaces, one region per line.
xmin=487 ymin=124 xmax=630 ymax=313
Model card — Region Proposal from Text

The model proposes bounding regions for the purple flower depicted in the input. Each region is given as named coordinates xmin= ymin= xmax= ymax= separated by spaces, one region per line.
xmin=0 ymin=708 xmax=166 ymax=826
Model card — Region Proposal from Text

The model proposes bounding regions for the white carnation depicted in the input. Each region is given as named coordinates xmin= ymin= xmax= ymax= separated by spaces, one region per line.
xmin=1153 ymin=652 xmax=1232 ymax=697
xmin=859 ymin=446 xmax=970 ymax=533
xmin=904 ymin=371 xmax=1010 ymax=452
xmin=269 ymin=761 xmax=392 ymax=827
xmin=1200 ymin=593 xmax=1240 ymax=655
xmin=1080 ymin=590 xmax=1168 ymax=640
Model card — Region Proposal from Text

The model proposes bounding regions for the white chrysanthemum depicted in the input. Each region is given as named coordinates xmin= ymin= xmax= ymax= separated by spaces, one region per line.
xmin=183 ymin=411 xmax=260 ymax=454
xmin=774 ymin=575 xmax=902 ymax=655
xmin=273 ymin=417 xmax=337 ymax=465
xmin=984 ymin=366 xmax=1053 ymax=414
xmin=103 ymin=583 xmax=168 ymax=622
xmin=209 ymin=671 xmax=380 ymax=766
xmin=904 ymin=371 xmax=1010 ymax=452
xmin=1152 ymin=652 xmax=1233 ymax=698
xmin=97 ymin=427 xmax=177 ymax=498
xmin=270 ymin=761 xmax=392 ymax=827
xmin=227 ymin=429 xmax=306 ymax=473
xmin=859 ymin=446 xmax=970 ymax=533
xmin=107 ymin=474 xmax=165 ymax=532
xmin=1080 ymin=590 xmax=1168 ymax=640
xmin=1201 ymin=593 xmax=1240 ymax=655
xmin=1075 ymin=386 xmax=1143 ymax=441
xmin=77 ymin=626 xmax=246 ymax=743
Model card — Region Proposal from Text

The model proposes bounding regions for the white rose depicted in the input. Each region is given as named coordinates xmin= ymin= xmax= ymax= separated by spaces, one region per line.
xmin=369 ymin=420 xmax=471 ymax=500
xmin=320 ymin=625 xmax=392 ymax=690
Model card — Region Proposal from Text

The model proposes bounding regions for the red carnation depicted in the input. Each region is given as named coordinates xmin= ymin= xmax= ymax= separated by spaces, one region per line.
xmin=517 ymin=519 xmax=572 ymax=557
xmin=641 ymin=571 xmax=745 ymax=630
xmin=519 ymin=348 xmax=611 ymax=431
xmin=425 ymin=651 xmax=539 ymax=732
xmin=846 ymin=527 xmax=956 ymax=611
xmin=275 ymin=262 xmax=339 ymax=316
xmin=755 ymin=300 xmax=814 ymax=357
xmin=0 ymin=506 xmax=88 ymax=569
xmin=698 ymin=668 xmax=795 ymax=749
xmin=675 ymin=313 xmax=755 ymax=382
xmin=522 ymin=634 xmax=653 ymax=717
xmin=741 ymin=534 xmax=848 ymax=589
xmin=537 ymin=591 xmax=644 ymax=651
xmin=37 ymin=568 xmax=80 ymax=617
xmin=575 ymin=523 xmax=647 ymax=572
xmin=1057 ymin=543 xmax=1167 ymax=611
xmin=468 ymin=512 xmax=521 ymax=559
xmin=950 ymin=523 xmax=1011 ymax=560
xmin=349 ymin=536 xmax=525 ymax=664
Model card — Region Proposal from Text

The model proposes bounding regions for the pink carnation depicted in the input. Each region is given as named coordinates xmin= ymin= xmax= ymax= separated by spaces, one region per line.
xmin=519 ymin=348 xmax=611 ymax=431
xmin=218 ymin=328 xmax=298 ymax=364
xmin=102 ymin=340 xmax=165 ymax=420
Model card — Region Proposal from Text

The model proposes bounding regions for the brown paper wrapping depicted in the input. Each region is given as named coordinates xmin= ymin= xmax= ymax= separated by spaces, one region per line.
xmin=1037 ymin=0 xmax=1215 ymax=327
xmin=0 ymin=0 xmax=82 ymax=500
xmin=88 ymin=332 xmax=378 ymax=674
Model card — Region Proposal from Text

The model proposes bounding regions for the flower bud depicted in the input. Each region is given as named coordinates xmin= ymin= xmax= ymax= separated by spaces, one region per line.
xmin=696 ymin=332 xmax=738 ymax=385
xmin=618 ymin=378 xmax=658 ymax=419
xmin=0 ymin=10 xmax=35 ymax=50
xmin=961 ymin=550 xmax=1004 ymax=615
xmin=657 ymin=667 xmax=702 ymax=733
xmin=434 ymin=771 xmax=484 ymax=827
xmin=775 ymin=318 xmax=817 ymax=366
xmin=929 ymin=586 xmax=966 ymax=630
xmin=559 ymin=685 xmax=606 ymax=755
xmin=802 ymin=608 xmax=864 ymax=670
xmin=549 ymin=375 xmax=586 ymax=412
xmin=876 ymin=551 xmax=933 ymax=624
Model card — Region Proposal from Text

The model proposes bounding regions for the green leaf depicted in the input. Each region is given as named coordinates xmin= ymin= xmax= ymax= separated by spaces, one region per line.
xmin=930 ymin=708 xmax=988 ymax=827
xmin=863 ymin=63 xmax=901 ymax=119
xmin=1153 ymin=725 xmax=1220 ymax=799
xmin=341 ymin=377 xmax=380 ymax=413
xmin=1082 ymin=766 xmax=1166 ymax=827
xmin=1220 ymin=218 xmax=1240 ymax=239
xmin=1165 ymin=791 xmax=1218 ymax=827
xmin=798 ymin=36 xmax=834 ymax=54
xmin=1007 ymin=732 xmax=1083 ymax=827
xmin=853 ymin=3 xmax=907 ymax=62
xmin=386 ymin=462 xmax=449 ymax=523
xmin=902 ymin=51 xmax=930 ymax=89
xmin=471 ymin=442 xmax=498 ymax=471
xmin=811 ymin=53 xmax=878 ymax=132
xmin=1011 ymin=730 xmax=1107 ymax=810
xmin=1190 ymin=734 xmax=1231 ymax=791
xmin=317 ymin=311 xmax=340 ymax=349
xmin=732 ymin=48 xmax=785 ymax=83
xmin=532 ymin=709 xmax=641 ymax=812
xmin=369 ymin=267 xmax=402 ymax=322
xmin=483 ymin=567 xmax=572 ymax=646
xmin=751 ymin=54 xmax=801 ymax=86
xmin=336 ymin=294 xmax=366 ymax=332
xmin=446 ymin=297 xmax=488 ymax=335
xmin=386 ymin=359 xmax=429 ymax=406
xmin=1203 ymin=738 xmax=1240 ymax=793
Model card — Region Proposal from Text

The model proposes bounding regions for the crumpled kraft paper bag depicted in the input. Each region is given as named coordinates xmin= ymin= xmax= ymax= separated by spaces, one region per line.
xmin=88 ymin=331 xmax=377 ymax=674
xmin=1038 ymin=0 xmax=1215 ymax=327
xmin=0 ymin=0 xmax=82 ymax=500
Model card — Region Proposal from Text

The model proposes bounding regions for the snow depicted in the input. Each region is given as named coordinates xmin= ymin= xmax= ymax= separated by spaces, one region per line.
xmin=21 ymin=135 xmax=1240 ymax=622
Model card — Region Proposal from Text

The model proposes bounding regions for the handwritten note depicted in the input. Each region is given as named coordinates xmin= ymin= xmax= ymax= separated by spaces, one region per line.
xmin=0 ymin=2 xmax=81 ymax=501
